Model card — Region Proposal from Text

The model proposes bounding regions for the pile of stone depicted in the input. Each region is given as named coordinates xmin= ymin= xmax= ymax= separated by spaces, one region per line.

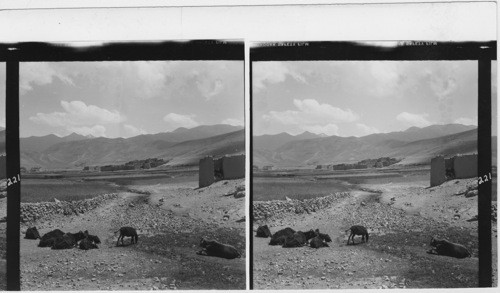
xmin=21 ymin=193 xmax=118 ymax=223
xmin=253 ymin=192 xmax=349 ymax=221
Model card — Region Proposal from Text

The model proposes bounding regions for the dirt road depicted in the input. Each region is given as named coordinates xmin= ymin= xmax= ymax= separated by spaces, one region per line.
xmin=253 ymin=177 xmax=489 ymax=289
xmin=21 ymin=179 xmax=246 ymax=290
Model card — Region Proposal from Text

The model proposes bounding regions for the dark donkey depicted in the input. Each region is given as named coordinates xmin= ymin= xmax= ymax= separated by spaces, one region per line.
xmin=346 ymin=225 xmax=369 ymax=245
xmin=116 ymin=226 xmax=138 ymax=246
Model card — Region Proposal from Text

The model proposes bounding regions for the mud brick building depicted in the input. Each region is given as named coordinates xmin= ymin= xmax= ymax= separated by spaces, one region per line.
xmin=199 ymin=154 xmax=245 ymax=188
xmin=430 ymin=154 xmax=477 ymax=187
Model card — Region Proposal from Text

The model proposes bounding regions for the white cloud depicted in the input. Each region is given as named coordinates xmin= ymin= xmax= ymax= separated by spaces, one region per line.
xmin=356 ymin=123 xmax=380 ymax=136
xmin=30 ymin=100 xmax=125 ymax=127
xmin=253 ymin=62 xmax=306 ymax=92
xmin=67 ymin=125 xmax=106 ymax=137
xmin=396 ymin=112 xmax=433 ymax=127
xmin=301 ymin=124 xmax=339 ymax=136
xmin=263 ymin=99 xmax=359 ymax=127
xmin=20 ymin=63 xmax=74 ymax=95
xmin=124 ymin=124 xmax=148 ymax=137
xmin=221 ymin=118 xmax=244 ymax=126
xmin=454 ymin=117 xmax=478 ymax=126
xmin=163 ymin=113 xmax=199 ymax=131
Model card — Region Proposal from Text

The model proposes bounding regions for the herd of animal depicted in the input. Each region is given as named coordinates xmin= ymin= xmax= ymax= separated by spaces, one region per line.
xmin=24 ymin=226 xmax=139 ymax=250
xmin=257 ymin=224 xmax=369 ymax=249
xmin=257 ymin=224 xmax=472 ymax=259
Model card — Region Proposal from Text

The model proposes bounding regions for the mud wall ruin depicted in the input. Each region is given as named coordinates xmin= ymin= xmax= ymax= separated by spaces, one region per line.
xmin=431 ymin=154 xmax=477 ymax=187
xmin=199 ymin=155 xmax=245 ymax=188
xmin=453 ymin=154 xmax=478 ymax=179
xmin=0 ymin=156 xmax=5 ymax=179
xmin=430 ymin=156 xmax=447 ymax=187
xmin=222 ymin=155 xmax=245 ymax=180
xmin=199 ymin=156 xmax=215 ymax=188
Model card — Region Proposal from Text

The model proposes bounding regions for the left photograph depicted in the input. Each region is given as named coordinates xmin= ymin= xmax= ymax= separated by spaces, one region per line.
xmin=16 ymin=43 xmax=246 ymax=290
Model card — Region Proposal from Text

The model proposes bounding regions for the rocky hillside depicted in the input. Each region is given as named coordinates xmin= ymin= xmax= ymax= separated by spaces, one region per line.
xmin=20 ymin=125 xmax=244 ymax=170
xmin=254 ymin=124 xmax=480 ymax=167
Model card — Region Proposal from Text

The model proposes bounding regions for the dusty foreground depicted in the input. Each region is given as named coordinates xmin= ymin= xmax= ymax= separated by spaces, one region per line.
xmin=21 ymin=178 xmax=246 ymax=290
xmin=253 ymin=177 xmax=496 ymax=289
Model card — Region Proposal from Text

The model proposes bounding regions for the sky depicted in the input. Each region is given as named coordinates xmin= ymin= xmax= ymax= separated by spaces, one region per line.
xmin=0 ymin=61 xmax=243 ymax=138
xmin=253 ymin=60 xmax=488 ymax=137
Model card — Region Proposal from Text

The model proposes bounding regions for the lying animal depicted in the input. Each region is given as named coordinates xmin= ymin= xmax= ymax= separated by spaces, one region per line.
xmin=25 ymin=227 xmax=41 ymax=240
xmin=269 ymin=227 xmax=295 ymax=245
xmin=116 ymin=226 xmax=138 ymax=246
xmin=52 ymin=231 xmax=86 ymax=250
xmin=38 ymin=229 xmax=65 ymax=247
xmin=79 ymin=237 xmax=98 ymax=250
xmin=196 ymin=238 xmax=241 ymax=259
xmin=310 ymin=235 xmax=329 ymax=248
xmin=427 ymin=237 xmax=472 ymax=259
xmin=283 ymin=230 xmax=317 ymax=248
xmin=346 ymin=225 xmax=369 ymax=245
xmin=256 ymin=225 xmax=272 ymax=238
xmin=83 ymin=230 xmax=101 ymax=244
xmin=315 ymin=229 xmax=332 ymax=242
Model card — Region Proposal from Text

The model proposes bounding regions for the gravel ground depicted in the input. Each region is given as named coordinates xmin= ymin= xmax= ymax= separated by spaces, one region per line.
xmin=20 ymin=178 xmax=246 ymax=290
xmin=253 ymin=177 xmax=494 ymax=289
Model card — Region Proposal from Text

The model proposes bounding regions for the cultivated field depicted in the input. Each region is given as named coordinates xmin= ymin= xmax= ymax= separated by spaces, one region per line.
xmin=20 ymin=169 xmax=246 ymax=290
xmin=253 ymin=167 xmax=497 ymax=289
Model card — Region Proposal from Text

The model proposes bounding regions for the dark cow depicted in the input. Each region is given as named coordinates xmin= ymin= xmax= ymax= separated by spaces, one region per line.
xmin=269 ymin=227 xmax=295 ymax=245
xmin=256 ymin=225 xmax=272 ymax=238
xmin=196 ymin=238 xmax=241 ymax=259
xmin=79 ymin=237 xmax=98 ymax=250
xmin=310 ymin=235 xmax=329 ymax=248
xmin=52 ymin=231 xmax=86 ymax=250
xmin=25 ymin=227 xmax=41 ymax=240
xmin=315 ymin=229 xmax=332 ymax=242
xmin=38 ymin=229 xmax=65 ymax=247
xmin=346 ymin=225 xmax=369 ymax=245
xmin=283 ymin=231 xmax=307 ymax=248
xmin=116 ymin=226 xmax=138 ymax=246
xmin=427 ymin=237 xmax=472 ymax=259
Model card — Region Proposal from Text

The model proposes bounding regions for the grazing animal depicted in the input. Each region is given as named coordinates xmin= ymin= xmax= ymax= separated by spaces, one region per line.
xmin=116 ymin=226 xmax=138 ymax=246
xmin=310 ymin=235 xmax=329 ymax=248
xmin=256 ymin=225 xmax=272 ymax=238
xmin=196 ymin=238 xmax=241 ymax=259
xmin=38 ymin=229 xmax=65 ymax=247
xmin=315 ymin=229 xmax=332 ymax=242
xmin=25 ymin=227 xmax=41 ymax=240
xmin=79 ymin=238 xmax=98 ymax=250
xmin=269 ymin=227 xmax=295 ymax=245
xmin=346 ymin=225 xmax=369 ymax=245
xmin=427 ymin=237 xmax=472 ymax=259
xmin=52 ymin=231 xmax=85 ymax=250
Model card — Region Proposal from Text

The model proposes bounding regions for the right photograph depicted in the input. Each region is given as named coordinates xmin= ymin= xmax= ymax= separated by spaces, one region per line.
xmin=251 ymin=42 xmax=496 ymax=289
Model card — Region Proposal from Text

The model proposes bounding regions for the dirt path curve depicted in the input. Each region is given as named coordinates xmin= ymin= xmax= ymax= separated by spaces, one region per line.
xmin=253 ymin=179 xmax=479 ymax=289
xmin=21 ymin=179 xmax=246 ymax=290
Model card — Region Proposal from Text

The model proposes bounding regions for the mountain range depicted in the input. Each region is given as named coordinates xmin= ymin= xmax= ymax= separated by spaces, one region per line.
xmin=253 ymin=124 xmax=490 ymax=167
xmin=15 ymin=124 xmax=244 ymax=170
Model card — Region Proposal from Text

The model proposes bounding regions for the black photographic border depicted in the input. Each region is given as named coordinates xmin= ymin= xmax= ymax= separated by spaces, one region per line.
xmin=0 ymin=40 xmax=245 ymax=291
xmin=249 ymin=41 xmax=496 ymax=289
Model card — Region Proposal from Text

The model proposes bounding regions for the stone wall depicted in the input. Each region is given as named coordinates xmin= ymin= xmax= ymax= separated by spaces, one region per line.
xmin=222 ymin=154 xmax=245 ymax=180
xmin=453 ymin=154 xmax=477 ymax=179
xmin=20 ymin=193 xmax=118 ymax=223
xmin=430 ymin=156 xmax=446 ymax=187
xmin=253 ymin=192 xmax=349 ymax=222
